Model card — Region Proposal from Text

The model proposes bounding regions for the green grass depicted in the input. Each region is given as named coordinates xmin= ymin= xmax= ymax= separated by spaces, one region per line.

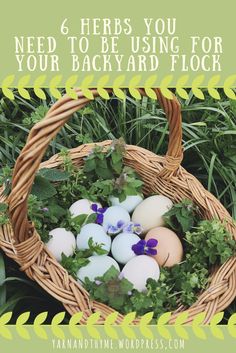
xmin=0 ymin=88 xmax=235 ymax=322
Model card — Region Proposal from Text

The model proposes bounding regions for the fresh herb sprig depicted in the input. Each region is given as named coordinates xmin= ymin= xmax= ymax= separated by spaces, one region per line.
xmin=0 ymin=166 xmax=12 ymax=196
xmin=184 ymin=219 xmax=235 ymax=265
xmin=0 ymin=202 xmax=9 ymax=226
xmin=84 ymin=266 xmax=133 ymax=311
xmin=56 ymin=140 xmax=143 ymax=206
xmin=61 ymin=237 xmax=107 ymax=278
xmin=164 ymin=198 xmax=200 ymax=233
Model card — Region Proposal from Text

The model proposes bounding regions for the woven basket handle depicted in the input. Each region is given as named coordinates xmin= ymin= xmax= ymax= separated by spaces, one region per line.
xmin=8 ymin=88 xmax=183 ymax=243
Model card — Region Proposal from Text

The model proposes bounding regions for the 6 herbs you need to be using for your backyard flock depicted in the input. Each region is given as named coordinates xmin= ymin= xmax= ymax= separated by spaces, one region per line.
xmin=14 ymin=16 xmax=222 ymax=72
xmin=0 ymin=139 xmax=235 ymax=316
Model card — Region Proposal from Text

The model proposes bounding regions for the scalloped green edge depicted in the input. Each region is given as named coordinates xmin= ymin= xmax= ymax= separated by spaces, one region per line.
xmin=0 ymin=74 xmax=236 ymax=100
xmin=0 ymin=310 xmax=235 ymax=340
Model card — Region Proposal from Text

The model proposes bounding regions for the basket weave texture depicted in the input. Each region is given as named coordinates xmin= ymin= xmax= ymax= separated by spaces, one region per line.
xmin=0 ymin=88 xmax=236 ymax=324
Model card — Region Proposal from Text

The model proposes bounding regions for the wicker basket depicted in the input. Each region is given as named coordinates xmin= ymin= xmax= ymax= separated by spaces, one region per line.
xmin=0 ymin=88 xmax=236 ymax=324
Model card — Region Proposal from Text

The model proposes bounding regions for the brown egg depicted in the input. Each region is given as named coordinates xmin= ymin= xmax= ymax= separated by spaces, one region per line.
xmin=145 ymin=227 xmax=183 ymax=267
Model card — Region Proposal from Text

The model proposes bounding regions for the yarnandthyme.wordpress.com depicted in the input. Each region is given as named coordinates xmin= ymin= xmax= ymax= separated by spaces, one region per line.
xmin=52 ymin=338 xmax=185 ymax=350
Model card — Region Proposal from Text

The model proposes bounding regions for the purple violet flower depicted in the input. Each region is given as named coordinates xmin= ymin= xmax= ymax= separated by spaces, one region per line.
xmin=123 ymin=222 xmax=143 ymax=235
xmin=106 ymin=220 xmax=125 ymax=235
xmin=41 ymin=207 xmax=49 ymax=212
xmin=117 ymin=220 xmax=125 ymax=228
xmin=132 ymin=238 xmax=158 ymax=256
xmin=91 ymin=204 xmax=107 ymax=225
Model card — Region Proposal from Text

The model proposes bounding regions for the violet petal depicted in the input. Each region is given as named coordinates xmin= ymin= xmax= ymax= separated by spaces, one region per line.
xmin=146 ymin=238 xmax=158 ymax=248
xmin=96 ymin=213 xmax=104 ymax=224
xmin=137 ymin=239 xmax=146 ymax=247
xmin=107 ymin=225 xmax=119 ymax=234
xmin=98 ymin=207 xmax=108 ymax=214
xmin=132 ymin=243 xmax=145 ymax=255
xmin=117 ymin=220 xmax=125 ymax=229
xmin=91 ymin=203 xmax=98 ymax=212
xmin=123 ymin=223 xmax=133 ymax=233
xmin=133 ymin=223 xmax=142 ymax=228
xmin=145 ymin=248 xmax=157 ymax=256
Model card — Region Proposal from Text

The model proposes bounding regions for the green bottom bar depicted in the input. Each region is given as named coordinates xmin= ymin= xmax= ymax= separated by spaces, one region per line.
xmin=0 ymin=326 xmax=235 ymax=353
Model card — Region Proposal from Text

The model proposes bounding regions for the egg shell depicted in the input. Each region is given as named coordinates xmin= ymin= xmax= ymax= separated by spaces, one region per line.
xmin=122 ymin=255 xmax=160 ymax=292
xmin=46 ymin=228 xmax=76 ymax=262
xmin=145 ymin=227 xmax=183 ymax=267
xmin=69 ymin=199 xmax=102 ymax=218
xmin=77 ymin=223 xmax=111 ymax=253
xmin=109 ymin=195 xmax=143 ymax=213
xmin=77 ymin=255 xmax=120 ymax=282
xmin=103 ymin=206 xmax=130 ymax=231
xmin=132 ymin=195 xmax=173 ymax=233
xmin=111 ymin=232 xmax=140 ymax=264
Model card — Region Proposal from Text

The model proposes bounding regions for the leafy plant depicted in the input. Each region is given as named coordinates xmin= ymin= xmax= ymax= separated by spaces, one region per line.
xmin=112 ymin=166 xmax=143 ymax=202
xmin=55 ymin=140 xmax=143 ymax=205
xmin=28 ymin=195 xmax=67 ymax=242
xmin=84 ymin=266 xmax=133 ymax=311
xmin=164 ymin=198 xmax=200 ymax=233
xmin=185 ymin=219 xmax=236 ymax=265
xmin=0 ymin=202 xmax=8 ymax=226
xmin=22 ymin=105 xmax=48 ymax=127
xmin=83 ymin=139 xmax=125 ymax=179
xmin=62 ymin=212 xmax=97 ymax=235
xmin=0 ymin=166 xmax=12 ymax=196
xmin=61 ymin=237 xmax=107 ymax=278
xmin=61 ymin=253 xmax=90 ymax=279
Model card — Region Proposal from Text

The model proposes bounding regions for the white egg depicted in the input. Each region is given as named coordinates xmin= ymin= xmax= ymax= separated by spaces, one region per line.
xmin=132 ymin=195 xmax=173 ymax=233
xmin=77 ymin=255 xmax=120 ymax=282
xmin=121 ymin=255 xmax=160 ymax=292
xmin=69 ymin=199 xmax=102 ymax=218
xmin=109 ymin=195 xmax=143 ymax=213
xmin=46 ymin=228 xmax=76 ymax=262
xmin=103 ymin=206 xmax=130 ymax=233
xmin=77 ymin=223 xmax=111 ymax=253
xmin=111 ymin=232 xmax=140 ymax=264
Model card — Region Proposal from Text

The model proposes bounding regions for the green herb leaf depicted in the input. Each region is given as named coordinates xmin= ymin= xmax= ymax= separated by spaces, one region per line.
xmin=31 ymin=175 xmax=57 ymax=201
xmin=88 ymin=237 xmax=108 ymax=255
xmin=61 ymin=252 xmax=90 ymax=279
xmin=84 ymin=266 xmax=133 ymax=311
xmin=0 ymin=203 xmax=8 ymax=212
xmin=38 ymin=168 xmax=70 ymax=181
xmin=164 ymin=199 xmax=199 ymax=233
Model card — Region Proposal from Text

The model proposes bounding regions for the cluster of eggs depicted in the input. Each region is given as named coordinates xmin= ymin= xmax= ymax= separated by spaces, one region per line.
xmin=46 ymin=194 xmax=184 ymax=292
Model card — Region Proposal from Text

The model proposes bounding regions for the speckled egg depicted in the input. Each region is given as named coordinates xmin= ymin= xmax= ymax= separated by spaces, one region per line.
xmin=46 ymin=228 xmax=76 ymax=262
xmin=103 ymin=206 xmax=130 ymax=233
xmin=145 ymin=227 xmax=183 ymax=267
xmin=109 ymin=195 xmax=143 ymax=213
xmin=77 ymin=223 xmax=111 ymax=253
xmin=121 ymin=255 xmax=160 ymax=291
xmin=77 ymin=255 xmax=120 ymax=282
xmin=69 ymin=199 xmax=102 ymax=218
xmin=111 ymin=232 xmax=140 ymax=264
xmin=132 ymin=195 xmax=173 ymax=233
